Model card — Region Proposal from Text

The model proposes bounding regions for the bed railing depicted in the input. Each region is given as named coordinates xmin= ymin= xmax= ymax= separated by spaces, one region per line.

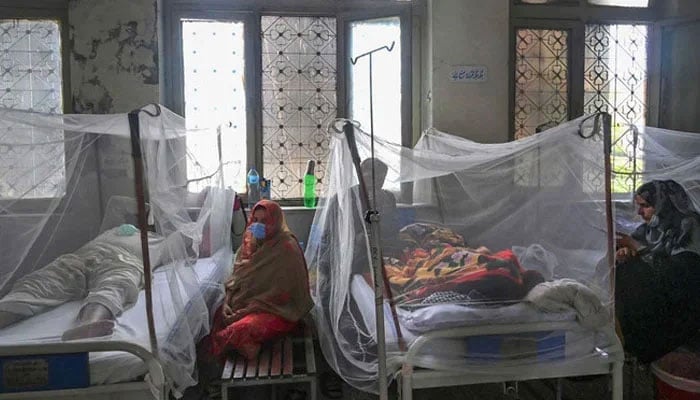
xmin=0 ymin=340 xmax=166 ymax=400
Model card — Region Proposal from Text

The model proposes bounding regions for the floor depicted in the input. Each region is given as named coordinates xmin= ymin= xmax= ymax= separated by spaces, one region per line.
xmin=184 ymin=346 xmax=657 ymax=400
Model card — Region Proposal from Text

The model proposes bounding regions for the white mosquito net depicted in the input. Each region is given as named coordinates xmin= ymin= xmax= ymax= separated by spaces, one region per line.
xmin=306 ymin=114 xmax=700 ymax=393
xmin=0 ymin=105 xmax=233 ymax=397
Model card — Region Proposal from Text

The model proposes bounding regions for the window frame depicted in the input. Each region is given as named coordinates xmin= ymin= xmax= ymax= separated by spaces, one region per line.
xmin=509 ymin=0 xmax=663 ymax=141
xmin=0 ymin=1 xmax=71 ymax=208
xmin=162 ymin=0 xmax=415 ymax=205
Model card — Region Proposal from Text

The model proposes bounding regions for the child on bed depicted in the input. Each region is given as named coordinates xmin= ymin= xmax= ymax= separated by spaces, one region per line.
xmin=0 ymin=224 xmax=170 ymax=340
xmin=205 ymin=200 xmax=313 ymax=360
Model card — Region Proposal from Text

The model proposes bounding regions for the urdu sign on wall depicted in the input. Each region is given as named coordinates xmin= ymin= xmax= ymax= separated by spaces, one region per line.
xmin=449 ymin=65 xmax=488 ymax=82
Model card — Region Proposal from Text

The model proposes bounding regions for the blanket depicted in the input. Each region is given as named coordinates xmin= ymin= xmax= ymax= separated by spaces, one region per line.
xmin=384 ymin=247 xmax=544 ymax=305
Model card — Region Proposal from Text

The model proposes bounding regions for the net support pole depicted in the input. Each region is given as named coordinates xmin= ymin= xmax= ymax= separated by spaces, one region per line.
xmin=601 ymin=113 xmax=615 ymax=313
xmin=128 ymin=107 xmax=159 ymax=357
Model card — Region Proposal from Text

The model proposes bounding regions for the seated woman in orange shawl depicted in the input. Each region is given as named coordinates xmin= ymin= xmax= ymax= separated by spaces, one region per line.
xmin=208 ymin=200 xmax=313 ymax=360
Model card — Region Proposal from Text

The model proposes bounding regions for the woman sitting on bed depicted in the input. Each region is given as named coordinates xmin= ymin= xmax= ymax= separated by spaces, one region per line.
xmin=207 ymin=200 xmax=313 ymax=360
xmin=616 ymin=180 xmax=700 ymax=363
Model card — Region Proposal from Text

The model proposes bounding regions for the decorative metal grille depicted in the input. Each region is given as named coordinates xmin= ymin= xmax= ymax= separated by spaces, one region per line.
xmin=514 ymin=29 xmax=568 ymax=140
xmin=182 ymin=20 xmax=247 ymax=193
xmin=0 ymin=19 xmax=64 ymax=199
xmin=585 ymin=24 xmax=647 ymax=193
xmin=261 ymin=16 xmax=336 ymax=200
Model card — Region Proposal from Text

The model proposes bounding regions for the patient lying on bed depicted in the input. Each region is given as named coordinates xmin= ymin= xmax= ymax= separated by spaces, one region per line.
xmin=384 ymin=223 xmax=545 ymax=306
xmin=0 ymin=224 xmax=170 ymax=340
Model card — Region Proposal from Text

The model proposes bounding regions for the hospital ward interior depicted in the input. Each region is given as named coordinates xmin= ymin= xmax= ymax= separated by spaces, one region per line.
xmin=1 ymin=0 xmax=700 ymax=399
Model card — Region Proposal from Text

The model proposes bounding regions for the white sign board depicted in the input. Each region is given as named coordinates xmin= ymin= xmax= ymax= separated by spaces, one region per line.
xmin=449 ymin=65 xmax=488 ymax=83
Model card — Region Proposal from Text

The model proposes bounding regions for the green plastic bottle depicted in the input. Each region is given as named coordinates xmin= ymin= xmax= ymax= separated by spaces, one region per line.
xmin=303 ymin=160 xmax=316 ymax=208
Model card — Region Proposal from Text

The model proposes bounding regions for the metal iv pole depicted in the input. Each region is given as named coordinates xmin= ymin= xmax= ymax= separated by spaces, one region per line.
xmin=346 ymin=41 xmax=396 ymax=400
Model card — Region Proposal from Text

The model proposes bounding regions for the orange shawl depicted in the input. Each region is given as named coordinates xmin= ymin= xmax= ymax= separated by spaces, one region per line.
xmin=225 ymin=200 xmax=313 ymax=322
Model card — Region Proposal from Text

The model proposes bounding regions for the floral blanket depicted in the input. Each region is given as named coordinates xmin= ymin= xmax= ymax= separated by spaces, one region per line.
xmin=383 ymin=223 xmax=544 ymax=305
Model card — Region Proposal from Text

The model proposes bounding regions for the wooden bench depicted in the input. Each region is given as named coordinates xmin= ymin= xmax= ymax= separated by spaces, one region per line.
xmin=220 ymin=323 xmax=317 ymax=400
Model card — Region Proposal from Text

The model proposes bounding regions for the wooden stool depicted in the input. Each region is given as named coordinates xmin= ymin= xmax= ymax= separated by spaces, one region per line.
xmin=220 ymin=324 xmax=317 ymax=400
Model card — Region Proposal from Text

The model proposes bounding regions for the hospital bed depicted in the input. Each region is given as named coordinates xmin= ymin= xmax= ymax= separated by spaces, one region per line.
xmin=0 ymin=249 xmax=230 ymax=400
xmin=350 ymin=273 xmax=623 ymax=400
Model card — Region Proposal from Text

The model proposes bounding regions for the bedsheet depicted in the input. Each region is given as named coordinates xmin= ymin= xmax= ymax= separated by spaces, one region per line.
xmin=350 ymin=274 xmax=611 ymax=368
xmin=0 ymin=252 xmax=229 ymax=385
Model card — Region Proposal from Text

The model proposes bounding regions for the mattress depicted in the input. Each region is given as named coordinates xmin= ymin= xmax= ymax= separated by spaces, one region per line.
xmin=0 ymin=252 xmax=229 ymax=385
xmin=350 ymin=275 xmax=611 ymax=368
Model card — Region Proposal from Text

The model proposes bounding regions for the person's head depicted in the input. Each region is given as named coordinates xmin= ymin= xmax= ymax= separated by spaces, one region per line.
xmin=634 ymin=183 xmax=656 ymax=223
xmin=248 ymin=200 xmax=286 ymax=241
xmin=360 ymin=158 xmax=388 ymax=190
xmin=635 ymin=180 xmax=696 ymax=225
xmin=241 ymin=200 xmax=288 ymax=258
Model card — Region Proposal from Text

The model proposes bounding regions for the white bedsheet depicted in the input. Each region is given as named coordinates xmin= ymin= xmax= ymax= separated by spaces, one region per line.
xmin=0 ymin=255 xmax=227 ymax=385
xmin=351 ymin=275 xmax=577 ymax=335
xmin=350 ymin=275 xmax=611 ymax=368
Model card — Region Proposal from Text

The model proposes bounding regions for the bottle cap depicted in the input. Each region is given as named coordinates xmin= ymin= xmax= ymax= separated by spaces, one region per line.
xmin=306 ymin=160 xmax=316 ymax=175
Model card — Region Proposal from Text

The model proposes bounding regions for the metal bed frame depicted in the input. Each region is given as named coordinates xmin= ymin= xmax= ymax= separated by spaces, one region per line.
xmin=340 ymin=112 xmax=623 ymax=400
xmin=0 ymin=104 xmax=227 ymax=399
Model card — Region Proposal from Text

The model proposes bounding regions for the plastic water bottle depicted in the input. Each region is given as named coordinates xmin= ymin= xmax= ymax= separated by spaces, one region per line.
xmin=303 ymin=160 xmax=316 ymax=208
xmin=247 ymin=167 xmax=260 ymax=208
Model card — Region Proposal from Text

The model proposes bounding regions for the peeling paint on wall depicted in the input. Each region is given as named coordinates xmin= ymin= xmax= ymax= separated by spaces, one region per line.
xmin=70 ymin=0 xmax=159 ymax=113
xmin=69 ymin=0 xmax=159 ymax=211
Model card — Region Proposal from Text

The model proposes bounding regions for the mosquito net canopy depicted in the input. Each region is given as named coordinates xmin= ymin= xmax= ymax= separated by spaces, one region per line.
xmin=0 ymin=105 xmax=233 ymax=397
xmin=306 ymin=114 xmax=700 ymax=393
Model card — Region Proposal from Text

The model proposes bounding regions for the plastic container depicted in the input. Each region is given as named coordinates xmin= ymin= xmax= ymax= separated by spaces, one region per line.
xmin=652 ymin=351 xmax=700 ymax=400
xmin=303 ymin=160 xmax=316 ymax=208
xmin=247 ymin=168 xmax=260 ymax=208
xmin=260 ymin=178 xmax=271 ymax=200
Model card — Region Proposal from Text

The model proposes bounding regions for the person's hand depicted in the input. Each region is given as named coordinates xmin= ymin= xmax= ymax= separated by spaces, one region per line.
xmin=223 ymin=307 xmax=250 ymax=325
xmin=616 ymin=233 xmax=639 ymax=252
xmin=616 ymin=246 xmax=637 ymax=264
xmin=221 ymin=303 xmax=234 ymax=322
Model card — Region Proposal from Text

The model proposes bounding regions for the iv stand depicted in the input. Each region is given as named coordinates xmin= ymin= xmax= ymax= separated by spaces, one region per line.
xmin=348 ymin=41 xmax=395 ymax=400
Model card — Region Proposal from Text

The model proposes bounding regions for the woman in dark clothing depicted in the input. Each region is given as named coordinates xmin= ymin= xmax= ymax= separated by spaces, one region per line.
xmin=616 ymin=180 xmax=700 ymax=363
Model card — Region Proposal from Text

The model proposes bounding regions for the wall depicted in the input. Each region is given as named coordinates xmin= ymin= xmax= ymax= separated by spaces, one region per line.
xmin=424 ymin=0 xmax=510 ymax=143
xmin=659 ymin=21 xmax=700 ymax=133
xmin=69 ymin=0 xmax=160 ymax=212
xmin=60 ymin=0 xmax=511 ymax=254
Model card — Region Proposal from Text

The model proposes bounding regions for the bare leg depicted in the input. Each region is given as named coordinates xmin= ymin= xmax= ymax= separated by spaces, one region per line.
xmin=61 ymin=303 xmax=115 ymax=341
xmin=78 ymin=303 xmax=114 ymax=323
xmin=0 ymin=311 xmax=25 ymax=329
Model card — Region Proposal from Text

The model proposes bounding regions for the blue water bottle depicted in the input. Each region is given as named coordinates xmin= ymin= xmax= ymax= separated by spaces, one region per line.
xmin=247 ymin=167 xmax=260 ymax=208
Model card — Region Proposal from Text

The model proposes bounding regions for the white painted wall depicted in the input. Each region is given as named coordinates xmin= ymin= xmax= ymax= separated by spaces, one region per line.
xmin=425 ymin=0 xmax=510 ymax=143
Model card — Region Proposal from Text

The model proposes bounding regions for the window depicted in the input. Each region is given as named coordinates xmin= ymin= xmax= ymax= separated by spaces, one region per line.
xmin=511 ymin=2 xmax=652 ymax=194
xmin=0 ymin=18 xmax=65 ymax=199
xmin=261 ymin=16 xmax=337 ymax=199
xmin=164 ymin=2 xmax=413 ymax=202
xmin=182 ymin=20 xmax=247 ymax=193
xmin=349 ymin=16 xmax=402 ymax=145
xmin=514 ymin=28 xmax=568 ymax=140
xmin=585 ymin=24 xmax=648 ymax=193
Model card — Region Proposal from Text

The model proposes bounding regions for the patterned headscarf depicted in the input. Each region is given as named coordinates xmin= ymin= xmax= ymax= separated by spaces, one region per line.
xmin=632 ymin=180 xmax=700 ymax=257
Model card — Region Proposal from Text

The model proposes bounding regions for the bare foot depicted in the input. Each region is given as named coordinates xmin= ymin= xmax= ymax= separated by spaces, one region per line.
xmin=62 ymin=320 xmax=115 ymax=341
xmin=238 ymin=343 xmax=261 ymax=360
xmin=78 ymin=303 xmax=113 ymax=322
